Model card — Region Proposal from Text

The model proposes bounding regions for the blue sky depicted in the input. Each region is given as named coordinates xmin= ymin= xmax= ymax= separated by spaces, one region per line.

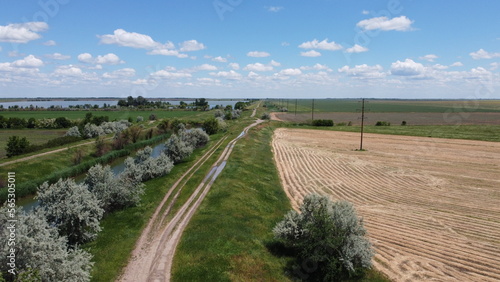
xmin=0 ymin=0 xmax=499 ymax=99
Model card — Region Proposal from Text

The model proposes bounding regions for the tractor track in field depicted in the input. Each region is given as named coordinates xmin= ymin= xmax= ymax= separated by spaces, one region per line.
xmin=119 ymin=119 xmax=264 ymax=282
xmin=272 ymin=128 xmax=500 ymax=282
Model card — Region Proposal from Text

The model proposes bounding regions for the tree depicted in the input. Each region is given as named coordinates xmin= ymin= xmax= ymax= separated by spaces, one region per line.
xmin=273 ymin=194 xmax=373 ymax=281
xmin=164 ymin=134 xmax=193 ymax=164
xmin=234 ymin=101 xmax=246 ymax=110
xmin=180 ymin=128 xmax=210 ymax=148
xmin=123 ymin=125 xmax=142 ymax=143
xmin=123 ymin=146 xmax=174 ymax=183
xmin=5 ymin=136 xmax=30 ymax=157
xmin=85 ymin=164 xmax=144 ymax=213
xmin=37 ymin=179 xmax=103 ymax=246
xmin=65 ymin=126 xmax=81 ymax=137
xmin=0 ymin=208 xmax=93 ymax=281
xmin=203 ymin=117 xmax=219 ymax=135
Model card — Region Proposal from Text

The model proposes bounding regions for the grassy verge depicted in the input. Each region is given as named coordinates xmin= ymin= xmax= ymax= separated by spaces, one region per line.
xmin=171 ymin=122 xmax=292 ymax=281
xmin=280 ymin=123 xmax=500 ymax=142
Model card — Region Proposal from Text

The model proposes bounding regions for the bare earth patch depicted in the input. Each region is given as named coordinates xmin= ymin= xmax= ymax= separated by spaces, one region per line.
xmin=272 ymin=128 xmax=500 ymax=282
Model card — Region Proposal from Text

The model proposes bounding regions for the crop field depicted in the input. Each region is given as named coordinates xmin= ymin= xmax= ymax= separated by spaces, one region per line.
xmin=0 ymin=129 xmax=67 ymax=158
xmin=0 ymin=109 xmax=208 ymax=121
xmin=272 ymin=128 xmax=500 ymax=281
xmin=269 ymin=99 xmax=500 ymax=113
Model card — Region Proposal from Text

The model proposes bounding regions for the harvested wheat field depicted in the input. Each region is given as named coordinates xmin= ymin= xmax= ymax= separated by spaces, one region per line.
xmin=272 ymin=128 xmax=500 ymax=282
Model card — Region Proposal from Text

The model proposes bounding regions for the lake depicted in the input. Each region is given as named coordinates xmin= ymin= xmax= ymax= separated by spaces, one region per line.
xmin=0 ymin=99 xmax=246 ymax=109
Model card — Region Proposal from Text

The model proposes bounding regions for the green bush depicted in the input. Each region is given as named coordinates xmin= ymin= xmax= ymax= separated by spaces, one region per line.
xmin=312 ymin=119 xmax=334 ymax=126
xmin=273 ymin=194 xmax=373 ymax=281
xmin=5 ymin=136 xmax=30 ymax=157
xmin=203 ymin=117 xmax=219 ymax=135
xmin=375 ymin=121 xmax=391 ymax=126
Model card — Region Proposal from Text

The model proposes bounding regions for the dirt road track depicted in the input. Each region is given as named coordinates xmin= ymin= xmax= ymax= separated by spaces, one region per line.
xmin=272 ymin=128 xmax=500 ymax=282
xmin=119 ymin=119 xmax=264 ymax=282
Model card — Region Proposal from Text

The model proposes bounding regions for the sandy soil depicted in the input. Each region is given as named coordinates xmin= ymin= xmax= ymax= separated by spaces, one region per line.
xmin=272 ymin=128 xmax=500 ymax=281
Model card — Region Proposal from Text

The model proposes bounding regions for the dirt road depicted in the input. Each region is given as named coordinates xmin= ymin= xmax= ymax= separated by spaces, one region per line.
xmin=119 ymin=119 xmax=265 ymax=282
xmin=272 ymin=128 xmax=500 ymax=281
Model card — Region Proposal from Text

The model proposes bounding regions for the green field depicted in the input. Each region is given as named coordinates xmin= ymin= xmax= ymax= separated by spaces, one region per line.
xmin=268 ymin=99 xmax=500 ymax=113
xmin=0 ymin=109 xmax=210 ymax=121
xmin=0 ymin=129 xmax=67 ymax=158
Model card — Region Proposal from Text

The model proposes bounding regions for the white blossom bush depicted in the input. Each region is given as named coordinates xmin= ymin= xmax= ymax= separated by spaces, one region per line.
xmin=37 ymin=179 xmax=104 ymax=245
xmin=164 ymin=134 xmax=193 ymax=164
xmin=100 ymin=120 xmax=130 ymax=134
xmin=64 ymin=126 xmax=81 ymax=137
xmin=216 ymin=117 xmax=228 ymax=132
xmin=83 ymin=123 xmax=104 ymax=138
xmin=36 ymin=118 xmax=57 ymax=129
xmin=0 ymin=208 xmax=93 ymax=281
xmin=136 ymin=116 xmax=144 ymax=122
xmin=85 ymin=164 xmax=144 ymax=213
xmin=214 ymin=109 xmax=225 ymax=118
xmin=273 ymin=194 xmax=373 ymax=280
xmin=83 ymin=120 xmax=130 ymax=138
xmin=123 ymin=146 xmax=174 ymax=183
xmin=180 ymin=128 xmax=210 ymax=148
xmin=231 ymin=109 xmax=242 ymax=119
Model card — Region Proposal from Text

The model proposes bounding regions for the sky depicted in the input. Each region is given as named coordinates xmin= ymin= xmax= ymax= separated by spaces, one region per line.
xmin=0 ymin=0 xmax=499 ymax=99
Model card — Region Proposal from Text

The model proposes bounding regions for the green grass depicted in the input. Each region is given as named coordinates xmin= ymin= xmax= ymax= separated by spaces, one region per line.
xmin=0 ymin=109 xmax=210 ymax=121
xmin=281 ymin=123 xmax=500 ymax=142
xmin=0 ymin=129 xmax=67 ymax=158
xmin=84 ymin=143 xmax=217 ymax=282
xmin=172 ymin=123 xmax=293 ymax=281
xmin=268 ymin=99 xmax=500 ymax=113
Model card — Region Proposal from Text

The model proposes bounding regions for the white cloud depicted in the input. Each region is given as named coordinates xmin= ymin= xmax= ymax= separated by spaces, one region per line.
xmin=390 ymin=59 xmax=425 ymax=76
xmin=419 ymin=54 xmax=438 ymax=62
xmin=43 ymin=40 xmax=56 ymax=46
xmin=247 ymin=51 xmax=270 ymax=57
xmin=279 ymin=68 xmax=302 ymax=76
xmin=270 ymin=60 xmax=281 ymax=67
xmin=229 ymin=63 xmax=240 ymax=70
xmin=469 ymin=49 xmax=500 ymax=60
xmin=210 ymin=70 xmax=242 ymax=80
xmin=212 ymin=56 xmax=227 ymax=63
xmin=362 ymin=10 xmax=370 ymax=15
xmin=0 ymin=22 xmax=48 ymax=43
xmin=432 ymin=64 xmax=448 ymax=70
xmin=45 ymin=53 xmax=71 ymax=60
xmin=77 ymin=53 xmax=93 ymax=63
xmin=357 ymin=16 xmax=414 ymax=31
xmin=98 ymin=29 xmax=159 ymax=49
xmin=8 ymin=51 xmax=25 ymax=57
xmin=301 ymin=50 xmax=321 ymax=57
xmin=298 ymin=39 xmax=342 ymax=51
xmin=147 ymin=48 xmax=188 ymax=58
xmin=267 ymin=6 xmax=283 ymax=12
xmin=450 ymin=62 xmax=463 ymax=67
xmin=338 ymin=64 xmax=385 ymax=78
xmin=300 ymin=63 xmax=330 ymax=71
xmin=151 ymin=70 xmax=192 ymax=79
xmin=179 ymin=40 xmax=206 ymax=52
xmin=12 ymin=55 xmax=44 ymax=68
xmin=103 ymin=68 xmax=136 ymax=78
xmin=194 ymin=64 xmax=218 ymax=71
xmin=490 ymin=62 xmax=499 ymax=71
xmin=244 ymin=63 xmax=273 ymax=72
xmin=346 ymin=44 xmax=369 ymax=53
xmin=95 ymin=53 xmax=124 ymax=65
xmin=54 ymin=65 xmax=84 ymax=77
xmin=0 ymin=46 xmax=2 ymax=52
xmin=281 ymin=42 xmax=290 ymax=46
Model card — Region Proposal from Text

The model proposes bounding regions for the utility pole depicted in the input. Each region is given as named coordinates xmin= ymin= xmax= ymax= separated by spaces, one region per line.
xmin=312 ymin=99 xmax=315 ymax=121
xmin=360 ymin=98 xmax=365 ymax=151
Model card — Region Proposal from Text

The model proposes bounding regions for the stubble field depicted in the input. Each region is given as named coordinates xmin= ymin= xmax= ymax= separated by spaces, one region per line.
xmin=272 ymin=128 xmax=500 ymax=281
